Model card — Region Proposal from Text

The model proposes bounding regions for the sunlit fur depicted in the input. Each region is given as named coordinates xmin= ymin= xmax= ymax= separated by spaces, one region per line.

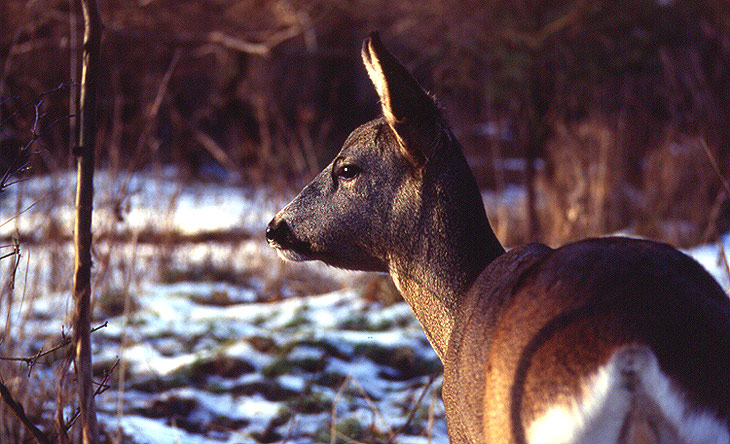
xmin=268 ymin=33 xmax=730 ymax=444
xmin=527 ymin=346 xmax=729 ymax=444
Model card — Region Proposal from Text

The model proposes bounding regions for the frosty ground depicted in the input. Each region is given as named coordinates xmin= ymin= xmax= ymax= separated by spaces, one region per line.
xmin=1 ymin=170 xmax=728 ymax=444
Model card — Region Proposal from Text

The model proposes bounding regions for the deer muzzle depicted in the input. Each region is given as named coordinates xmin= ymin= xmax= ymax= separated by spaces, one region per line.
xmin=266 ymin=216 xmax=314 ymax=262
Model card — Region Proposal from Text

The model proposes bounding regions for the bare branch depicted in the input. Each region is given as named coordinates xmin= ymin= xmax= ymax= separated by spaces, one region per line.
xmin=208 ymin=25 xmax=302 ymax=56
xmin=1 ymin=84 xmax=72 ymax=194
xmin=0 ymin=83 xmax=69 ymax=128
xmin=387 ymin=374 xmax=438 ymax=443
xmin=0 ymin=375 xmax=53 ymax=444
xmin=0 ymin=323 xmax=108 ymax=372
xmin=700 ymin=138 xmax=730 ymax=195
xmin=126 ymin=49 xmax=180 ymax=172
xmin=105 ymin=24 xmax=303 ymax=56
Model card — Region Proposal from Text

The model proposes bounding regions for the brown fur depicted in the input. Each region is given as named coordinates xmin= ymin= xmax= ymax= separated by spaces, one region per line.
xmin=267 ymin=33 xmax=730 ymax=444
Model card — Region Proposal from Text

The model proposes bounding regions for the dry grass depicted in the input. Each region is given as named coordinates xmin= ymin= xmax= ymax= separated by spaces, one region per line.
xmin=2 ymin=1 xmax=730 ymax=441
xmin=538 ymin=117 xmax=633 ymax=245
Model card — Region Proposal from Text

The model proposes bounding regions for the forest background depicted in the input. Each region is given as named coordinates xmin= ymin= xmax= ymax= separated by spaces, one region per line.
xmin=1 ymin=1 xmax=730 ymax=443
xmin=3 ymin=0 xmax=729 ymax=247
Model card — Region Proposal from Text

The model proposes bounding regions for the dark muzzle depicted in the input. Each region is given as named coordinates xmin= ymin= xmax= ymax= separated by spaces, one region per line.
xmin=265 ymin=216 xmax=293 ymax=246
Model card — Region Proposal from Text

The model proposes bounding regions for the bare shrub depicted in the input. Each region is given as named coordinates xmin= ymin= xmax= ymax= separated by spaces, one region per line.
xmin=539 ymin=117 xmax=634 ymax=245
xmin=642 ymin=132 xmax=728 ymax=247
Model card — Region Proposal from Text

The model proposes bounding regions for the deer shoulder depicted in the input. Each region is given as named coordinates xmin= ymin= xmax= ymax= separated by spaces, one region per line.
xmin=267 ymin=32 xmax=730 ymax=444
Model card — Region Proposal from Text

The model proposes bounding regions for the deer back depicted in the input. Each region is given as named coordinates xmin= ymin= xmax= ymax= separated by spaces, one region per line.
xmin=267 ymin=33 xmax=730 ymax=444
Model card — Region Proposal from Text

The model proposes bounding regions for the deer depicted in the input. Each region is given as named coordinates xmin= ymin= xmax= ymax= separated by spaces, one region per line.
xmin=266 ymin=32 xmax=730 ymax=444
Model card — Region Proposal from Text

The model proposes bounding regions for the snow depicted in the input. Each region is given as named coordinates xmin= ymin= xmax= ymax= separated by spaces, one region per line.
xmin=99 ymin=414 xmax=218 ymax=444
xmin=1 ymin=170 xmax=728 ymax=444
xmin=687 ymin=235 xmax=730 ymax=291
xmin=0 ymin=169 xmax=281 ymax=238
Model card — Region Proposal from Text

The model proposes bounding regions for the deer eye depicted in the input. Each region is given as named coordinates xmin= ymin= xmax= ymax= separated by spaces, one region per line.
xmin=338 ymin=164 xmax=361 ymax=180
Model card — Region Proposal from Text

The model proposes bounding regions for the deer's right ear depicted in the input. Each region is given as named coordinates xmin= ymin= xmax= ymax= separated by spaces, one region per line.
xmin=362 ymin=32 xmax=443 ymax=167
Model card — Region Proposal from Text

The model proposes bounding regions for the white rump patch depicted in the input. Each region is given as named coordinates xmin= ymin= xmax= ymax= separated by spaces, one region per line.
xmin=526 ymin=345 xmax=729 ymax=444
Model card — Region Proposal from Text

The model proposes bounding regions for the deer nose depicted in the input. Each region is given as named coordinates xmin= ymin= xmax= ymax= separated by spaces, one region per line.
xmin=266 ymin=217 xmax=292 ymax=246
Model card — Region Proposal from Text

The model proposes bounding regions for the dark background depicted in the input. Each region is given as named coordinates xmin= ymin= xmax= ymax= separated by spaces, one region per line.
xmin=2 ymin=0 xmax=729 ymax=246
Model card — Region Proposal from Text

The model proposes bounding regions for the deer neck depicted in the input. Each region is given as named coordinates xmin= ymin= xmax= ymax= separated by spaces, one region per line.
xmin=387 ymin=162 xmax=505 ymax=361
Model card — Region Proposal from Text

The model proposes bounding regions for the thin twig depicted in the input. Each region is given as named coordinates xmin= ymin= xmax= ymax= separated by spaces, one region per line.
xmin=114 ymin=230 xmax=140 ymax=441
xmin=63 ymin=359 xmax=118 ymax=434
xmin=0 ymin=323 xmax=108 ymax=372
xmin=125 ymin=48 xmax=180 ymax=174
xmin=0 ymin=85 xmax=73 ymax=194
xmin=334 ymin=431 xmax=369 ymax=444
xmin=331 ymin=374 xmax=353 ymax=444
xmin=719 ymin=241 xmax=730 ymax=295
xmin=349 ymin=377 xmax=397 ymax=441
xmin=55 ymin=351 xmax=73 ymax=444
xmin=0 ymin=250 xmax=18 ymax=261
xmin=279 ymin=410 xmax=298 ymax=444
xmin=700 ymin=138 xmax=730 ymax=195
xmin=2 ymin=238 xmax=20 ymax=339
xmin=94 ymin=358 xmax=118 ymax=396
xmin=387 ymin=374 xmax=437 ymax=443
xmin=179 ymin=111 xmax=245 ymax=178
xmin=427 ymin=389 xmax=436 ymax=444
xmin=0 ymin=83 xmax=69 ymax=128
xmin=0 ymin=375 xmax=53 ymax=444
xmin=0 ymin=198 xmax=43 ymax=229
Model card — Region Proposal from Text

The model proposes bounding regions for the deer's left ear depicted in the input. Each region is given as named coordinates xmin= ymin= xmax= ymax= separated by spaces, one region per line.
xmin=362 ymin=32 xmax=444 ymax=167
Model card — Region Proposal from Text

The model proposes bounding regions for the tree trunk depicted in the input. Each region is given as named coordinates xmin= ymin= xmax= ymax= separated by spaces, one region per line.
xmin=72 ymin=0 xmax=102 ymax=443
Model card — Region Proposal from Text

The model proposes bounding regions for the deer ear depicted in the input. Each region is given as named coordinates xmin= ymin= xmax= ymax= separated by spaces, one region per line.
xmin=361 ymin=32 xmax=443 ymax=167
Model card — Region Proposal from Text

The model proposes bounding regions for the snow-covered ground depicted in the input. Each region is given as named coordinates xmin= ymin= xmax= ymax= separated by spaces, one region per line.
xmin=1 ymin=171 xmax=446 ymax=444
xmin=1 ymin=170 xmax=728 ymax=444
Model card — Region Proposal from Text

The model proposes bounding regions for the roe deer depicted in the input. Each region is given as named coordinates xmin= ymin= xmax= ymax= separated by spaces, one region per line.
xmin=266 ymin=32 xmax=730 ymax=444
